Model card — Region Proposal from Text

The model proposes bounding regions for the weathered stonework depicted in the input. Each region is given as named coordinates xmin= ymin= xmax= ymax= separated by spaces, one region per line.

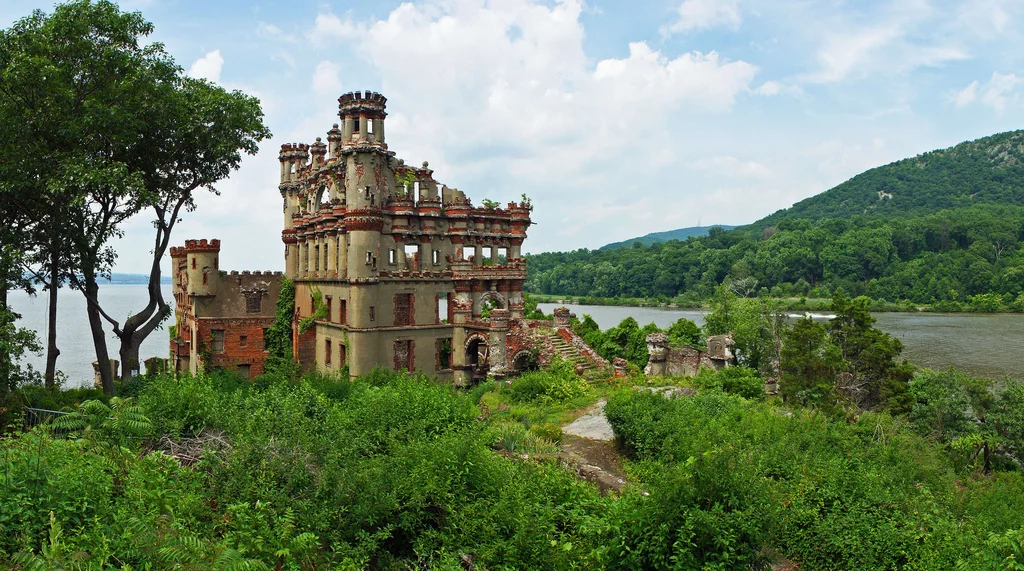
xmin=169 ymin=240 xmax=283 ymax=378
xmin=172 ymin=91 xmax=550 ymax=385
xmin=644 ymin=332 xmax=736 ymax=377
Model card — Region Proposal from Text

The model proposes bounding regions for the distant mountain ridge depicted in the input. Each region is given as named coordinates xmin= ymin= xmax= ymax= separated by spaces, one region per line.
xmin=526 ymin=129 xmax=1024 ymax=307
xmin=751 ymin=130 xmax=1024 ymax=229
xmin=600 ymin=225 xmax=738 ymax=250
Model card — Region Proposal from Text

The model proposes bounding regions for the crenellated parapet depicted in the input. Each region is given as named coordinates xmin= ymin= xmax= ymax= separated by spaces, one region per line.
xmin=184 ymin=239 xmax=221 ymax=253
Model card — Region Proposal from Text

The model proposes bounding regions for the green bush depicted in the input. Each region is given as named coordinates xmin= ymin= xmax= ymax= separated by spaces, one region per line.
xmin=693 ymin=366 xmax=764 ymax=399
xmin=504 ymin=357 xmax=588 ymax=404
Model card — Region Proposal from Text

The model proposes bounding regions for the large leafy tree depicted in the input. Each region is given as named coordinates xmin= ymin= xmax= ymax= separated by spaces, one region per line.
xmin=0 ymin=1 xmax=270 ymax=393
xmin=828 ymin=292 xmax=914 ymax=411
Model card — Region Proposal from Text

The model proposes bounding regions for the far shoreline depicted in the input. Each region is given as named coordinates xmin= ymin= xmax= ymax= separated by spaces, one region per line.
xmin=527 ymin=293 xmax=1024 ymax=315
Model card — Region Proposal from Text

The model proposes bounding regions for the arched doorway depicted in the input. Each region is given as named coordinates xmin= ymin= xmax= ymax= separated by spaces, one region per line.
xmin=465 ymin=334 xmax=489 ymax=382
xmin=511 ymin=349 xmax=538 ymax=376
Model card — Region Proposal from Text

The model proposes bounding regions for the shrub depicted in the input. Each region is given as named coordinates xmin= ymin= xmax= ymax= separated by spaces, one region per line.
xmin=504 ymin=357 xmax=588 ymax=404
xmin=693 ymin=366 xmax=764 ymax=399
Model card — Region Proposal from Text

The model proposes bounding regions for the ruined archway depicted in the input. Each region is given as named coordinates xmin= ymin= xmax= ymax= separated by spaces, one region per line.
xmin=479 ymin=290 xmax=506 ymax=309
xmin=465 ymin=333 xmax=489 ymax=382
xmin=510 ymin=349 xmax=538 ymax=376
xmin=313 ymin=184 xmax=327 ymax=212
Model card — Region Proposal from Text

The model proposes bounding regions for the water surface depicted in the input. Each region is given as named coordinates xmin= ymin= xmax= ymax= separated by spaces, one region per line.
xmin=9 ymin=284 xmax=175 ymax=387
xmin=538 ymin=303 xmax=1024 ymax=380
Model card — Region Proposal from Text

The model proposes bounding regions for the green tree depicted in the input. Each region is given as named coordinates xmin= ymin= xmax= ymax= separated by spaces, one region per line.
xmin=780 ymin=316 xmax=840 ymax=409
xmin=909 ymin=369 xmax=1001 ymax=473
xmin=829 ymin=292 xmax=914 ymax=410
xmin=0 ymin=1 xmax=270 ymax=392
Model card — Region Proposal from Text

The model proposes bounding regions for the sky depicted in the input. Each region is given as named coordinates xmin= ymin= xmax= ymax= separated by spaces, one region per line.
xmin=3 ymin=0 xmax=1024 ymax=275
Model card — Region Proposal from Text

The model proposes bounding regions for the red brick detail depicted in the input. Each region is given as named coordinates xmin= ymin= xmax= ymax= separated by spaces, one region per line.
xmin=195 ymin=317 xmax=275 ymax=377
xmin=296 ymin=328 xmax=317 ymax=373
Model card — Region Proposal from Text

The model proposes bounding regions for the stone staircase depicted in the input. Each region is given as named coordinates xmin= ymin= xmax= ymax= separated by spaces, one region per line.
xmin=547 ymin=331 xmax=597 ymax=372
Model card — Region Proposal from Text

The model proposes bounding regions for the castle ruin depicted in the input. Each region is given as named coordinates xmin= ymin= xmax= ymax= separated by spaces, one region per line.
xmin=170 ymin=91 xmax=564 ymax=384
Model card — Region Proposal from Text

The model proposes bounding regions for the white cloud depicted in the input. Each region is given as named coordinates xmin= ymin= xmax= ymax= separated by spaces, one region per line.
xmin=187 ymin=50 xmax=224 ymax=83
xmin=309 ymin=13 xmax=358 ymax=44
xmin=257 ymin=22 xmax=299 ymax=43
xmin=803 ymin=1 xmax=970 ymax=84
xmin=954 ymin=80 xmax=979 ymax=107
xmin=753 ymin=80 xmax=803 ymax=97
xmin=311 ymin=60 xmax=343 ymax=96
xmin=964 ymin=72 xmax=1023 ymax=113
xmin=661 ymin=0 xmax=741 ymax=36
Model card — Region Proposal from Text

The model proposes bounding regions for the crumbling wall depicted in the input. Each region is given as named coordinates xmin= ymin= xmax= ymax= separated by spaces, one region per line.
xmin=645 ymin=332 xmax=736 ymax=377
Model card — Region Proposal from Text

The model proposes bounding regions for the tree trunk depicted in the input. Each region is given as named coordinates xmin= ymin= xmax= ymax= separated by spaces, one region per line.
xmin=116 ymin=253 xmax=168 ymax=383
xmin=0 ymin=279 xmax=8 ymax=386
xmin=43 ymin=260 xmax=60 ymax=389
xmin=119 ymin=336 xmax=142 ymax=385
xmin=84 ymin=274 xmax=114 ymax=395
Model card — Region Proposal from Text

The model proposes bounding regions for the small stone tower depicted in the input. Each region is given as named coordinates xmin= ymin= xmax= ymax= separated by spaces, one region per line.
xmin=184 ymin=239 xmax=220 ymax=297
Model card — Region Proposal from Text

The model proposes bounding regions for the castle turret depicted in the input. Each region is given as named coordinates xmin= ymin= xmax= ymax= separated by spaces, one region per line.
xmin=339 ymin=90 xmax=387 ymax=148
xmin=184 ymin=239 xmax=221 ymax=297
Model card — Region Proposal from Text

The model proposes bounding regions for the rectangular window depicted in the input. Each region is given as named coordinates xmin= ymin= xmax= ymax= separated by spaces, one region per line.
xmin=436 ymin=338 xmax=452 ymax=370
xmin=239 ymin=335 xmax=248 ymax=348
xmin=389 ymin=249 xmax=396 ymax=265
xmin=352 ymin=116 xmax=361 ymax=132
xmin=262 ymin=328 xmax=269 ymax=350
xmin=211 ymin=330 xmax=225 ymax=354
xmin=394 ymin=293 xmax=413 ymax=326
xmin=326 ymin=297 xmax=333 ymax=322
xmin=245 ymin=292 xmax=262 ymax=314
xmin=191 ymin=257 xmax=196 ymax=269
xmin=237 ymin=364 xmax=251 ymax=379
xmin=432 ymin=249 xmax=440 ymax=265
xmin=339 ymin=343 xmax=346 ymax=366
xmin=340 ymin=299 xmax=347 ymax=325
xmin=436 ymin=293 xmax=449 ymax=324
xmin=325 ymin=338 xmax=332 ymax=367
xmin=366 ymin=251 xmax=373 ymax=265
xmin=202 ymin=271 xmax=209 ymax=285
xmin=315 ymin=246 xmax=320 ymax=271
xmin=394 ymin=339 xmax=413 ymax=372
xmin=369 ymin=306 xmax=375 ymax=322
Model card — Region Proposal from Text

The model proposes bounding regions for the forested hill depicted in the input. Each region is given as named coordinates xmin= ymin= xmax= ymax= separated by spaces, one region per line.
xmin=753 ymin=130 xmax=1024 ymax=228
xmin=600 ymin=225 xmax=737 ymax=250
xmin=526 ymin=131 xmax=1024 ymax=308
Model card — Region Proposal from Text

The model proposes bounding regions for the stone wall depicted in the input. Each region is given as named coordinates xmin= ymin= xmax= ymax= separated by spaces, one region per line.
xmin=644 ymin=332 xmax=736 ymax=377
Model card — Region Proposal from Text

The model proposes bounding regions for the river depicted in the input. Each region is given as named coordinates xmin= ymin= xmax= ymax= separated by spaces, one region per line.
xmin=7 ymin=289 xmax=1021 ymax=386
xmin=8 ymin=284 xmax=175 ymax=388
xmin=537 ymin=303 xmax=1024 ymax=380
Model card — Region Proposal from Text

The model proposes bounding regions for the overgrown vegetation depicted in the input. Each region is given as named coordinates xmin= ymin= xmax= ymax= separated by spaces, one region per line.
xmin=3 ymin=335 xmax=1024 ymax=569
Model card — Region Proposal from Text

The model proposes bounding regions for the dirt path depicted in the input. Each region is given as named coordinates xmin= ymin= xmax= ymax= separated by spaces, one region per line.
xmin=560 ymin=399 xmax=627 ymax=494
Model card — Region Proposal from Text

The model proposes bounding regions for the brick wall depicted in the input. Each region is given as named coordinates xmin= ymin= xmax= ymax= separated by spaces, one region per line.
xmin=296 ymin=328 xmax=317 ymax=373
xmin=197 ymin=317 xmax=275 ymax=377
